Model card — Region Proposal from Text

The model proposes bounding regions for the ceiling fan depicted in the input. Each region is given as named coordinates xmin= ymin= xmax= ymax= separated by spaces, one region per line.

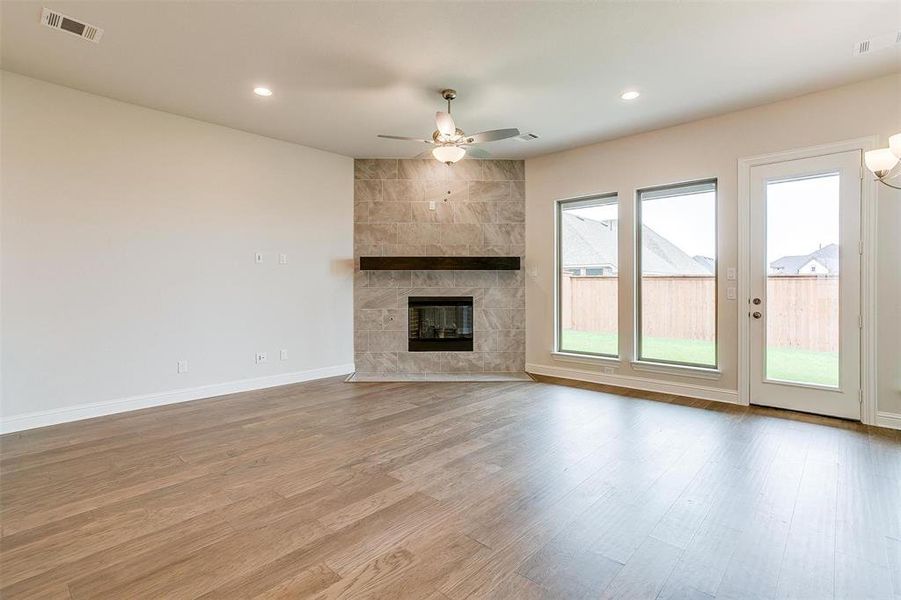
xmin=377 ymin=89 xmax=535 ymax=164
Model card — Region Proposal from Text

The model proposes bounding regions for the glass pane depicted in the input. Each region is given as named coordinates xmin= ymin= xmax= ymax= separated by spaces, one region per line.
xmin=765 ymin=174 xmax=840 ymax=387
xmin=559 ymin=197 xmax=618 ymax=356
xmin=638 ymin=183 xmax=716 ymax=367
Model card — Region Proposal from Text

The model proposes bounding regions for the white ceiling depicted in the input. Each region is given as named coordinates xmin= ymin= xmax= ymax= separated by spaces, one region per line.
xmin=2 ymin=1 xmax=899 ymax=159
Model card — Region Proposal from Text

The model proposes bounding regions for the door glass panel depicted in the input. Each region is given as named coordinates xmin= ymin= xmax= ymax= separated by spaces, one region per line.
xmin=765 ymin=173 xmax=840 ymax=387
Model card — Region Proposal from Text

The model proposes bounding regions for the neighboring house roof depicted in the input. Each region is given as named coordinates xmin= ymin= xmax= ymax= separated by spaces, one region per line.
xmin=693 ymin=255 xmax=716 ymax=273
xmin=770 ymin=243 xmax=839 ymax=275
xmin=561 ymin=214 xmax=712 ymax=275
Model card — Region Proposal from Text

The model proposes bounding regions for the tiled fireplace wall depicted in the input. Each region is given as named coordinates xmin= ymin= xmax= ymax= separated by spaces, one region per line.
xmin=353 ymin=158 xmax=525 ymax=374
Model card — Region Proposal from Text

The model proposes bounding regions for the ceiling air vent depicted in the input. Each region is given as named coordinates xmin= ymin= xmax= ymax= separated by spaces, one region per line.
xmin=853 ymin=31 xmax=901 ymax=57
xmin=516 ymin=133 xmax=540 ymax=141
xmin=41 ymin=8 xmax=103 ymax=43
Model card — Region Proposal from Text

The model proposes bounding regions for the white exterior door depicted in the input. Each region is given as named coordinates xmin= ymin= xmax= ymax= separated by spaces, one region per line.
xmin=748 ymin=150 xmax=862 ymax=419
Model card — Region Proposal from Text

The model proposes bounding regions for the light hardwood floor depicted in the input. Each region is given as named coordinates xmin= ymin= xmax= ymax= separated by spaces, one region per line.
xmin=1 ymin=375 xmax=899 ymax=599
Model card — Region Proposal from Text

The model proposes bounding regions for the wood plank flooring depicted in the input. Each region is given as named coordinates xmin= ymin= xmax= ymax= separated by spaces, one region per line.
xmin=1 ymin=375 xmax=899 ymax=599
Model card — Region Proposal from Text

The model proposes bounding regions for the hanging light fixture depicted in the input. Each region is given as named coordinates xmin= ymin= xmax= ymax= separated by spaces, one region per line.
xmin=432 ymin=145 xmax=466 ymax=164
xmin=864 ymin=133 xmax=901 ymax=189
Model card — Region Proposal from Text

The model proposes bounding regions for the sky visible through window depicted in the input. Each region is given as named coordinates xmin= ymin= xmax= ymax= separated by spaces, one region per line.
xmin=766 ymin=174 xmax=839 ymax=264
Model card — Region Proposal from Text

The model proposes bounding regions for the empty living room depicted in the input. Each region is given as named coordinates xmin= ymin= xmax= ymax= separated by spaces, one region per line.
xmin=2 ymin=1 xmax=900 ymax=598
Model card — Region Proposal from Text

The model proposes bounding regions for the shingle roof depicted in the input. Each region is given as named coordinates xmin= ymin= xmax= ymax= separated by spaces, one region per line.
xmin=561 ymin=214 xmax=712 ymax=275
xmin=770 ymin=243 xmax=839 ymax=275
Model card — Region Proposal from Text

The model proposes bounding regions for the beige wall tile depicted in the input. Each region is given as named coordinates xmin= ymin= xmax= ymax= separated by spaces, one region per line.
xmin=354 ymin=159 xmax=398 ymax=180
xmin=481 ymin=160 xmax=525 ymax=181
xmin=440 ymin=223 xmax=482 ymax=246
xmin=354 ymin=179 xmax=382 ymax=203
xmin=497 ymin=330 xmax=525 ymax=352
xmin=356 ymin=287 xmax=400 ymax=309
xmin=454 ymin=271 xmax=497 ymax=288
xmin=495 ymin=200 xmax=525 ymax=223
xmin=398 ymin=159 xmax=447 ymax=181
xmin=355 ymin=223 xmax=398 ymax=245
xmin=369 ymin=270 xmax=412 ymax=288
xmin=370 ymin=202 xmax=412 ymax=223
xmin=397 ymin=223 xmax=442 ymax=245
xmin=454 ymin=202 xmax=495 ymax=224
xmin=411 ymin=201 xmax=453 ymax=223
xmin=482 ymin=223 xmax=525 ymax=246
xmin=382 ymin=180 xmax=424 ymax=202
xmin=424 ymin=180 xmax=468 ymax=204
xmin=355 ymin=352 xmax=398 ymax=373
xmin=469 ymin=181 xmax=511 ymax=203
xmin=397 ymin=352 xmax=441 ymax=373
xmin=411 ymin=270 xmax=456 ymax=288
xmin=368 ymin=330 xmax=407 ymax=352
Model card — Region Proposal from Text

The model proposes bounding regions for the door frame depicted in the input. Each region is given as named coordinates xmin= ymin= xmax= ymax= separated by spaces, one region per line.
xmin=737 ymin=137 xmax=879 ymax=424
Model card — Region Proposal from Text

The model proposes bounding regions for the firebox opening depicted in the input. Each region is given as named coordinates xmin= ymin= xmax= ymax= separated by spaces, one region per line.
xmin=408 ymin=296 xmax=473 ymax=352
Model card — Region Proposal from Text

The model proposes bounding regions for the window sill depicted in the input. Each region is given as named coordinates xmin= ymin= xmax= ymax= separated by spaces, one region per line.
xmin=551 ymin=351 xmax=622 ymax=366
xmin=630 ymin=360 xmax=722 ymax=380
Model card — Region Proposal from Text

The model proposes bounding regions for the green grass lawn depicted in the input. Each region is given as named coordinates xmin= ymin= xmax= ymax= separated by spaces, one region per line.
xmin=560 ymin=329 xmax=838 ymax=387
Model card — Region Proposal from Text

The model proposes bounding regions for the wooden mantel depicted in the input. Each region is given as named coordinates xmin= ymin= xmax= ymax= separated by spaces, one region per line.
xmin=359 ymin=256 xmax=521 ymax=271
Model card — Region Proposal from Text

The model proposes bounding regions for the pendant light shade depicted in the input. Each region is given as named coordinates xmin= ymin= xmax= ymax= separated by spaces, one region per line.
xmin=864 ymin=148 xmax=900 ymax=176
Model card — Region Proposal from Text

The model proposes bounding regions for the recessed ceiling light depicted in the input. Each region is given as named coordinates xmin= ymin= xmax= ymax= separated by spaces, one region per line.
xmin=620 ymin=90 xmax=640 ymax=101
xmin=253 ymin=87 xmax=273 ymax=97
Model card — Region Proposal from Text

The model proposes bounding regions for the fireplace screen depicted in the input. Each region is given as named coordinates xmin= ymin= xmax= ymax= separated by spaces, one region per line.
xmin=408 ymin=296 xmax=473 ymax=352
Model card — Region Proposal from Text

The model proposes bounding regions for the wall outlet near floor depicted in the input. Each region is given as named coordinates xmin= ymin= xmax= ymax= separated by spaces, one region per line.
xmin=279 ymin=253 xmax=288 ymax=265
xmin=177 ymin=360 xmax=188 ymax=374
xmin=603 ymin=366 xmax=615 ymax=375
xmin=280 ymin=349 xmax=288 ymax=361
xmin=255 ymin=352 xmax=268 ymax=364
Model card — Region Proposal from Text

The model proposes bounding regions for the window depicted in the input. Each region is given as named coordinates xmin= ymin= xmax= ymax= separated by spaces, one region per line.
xmin=557 ymin=193 xmax=618 ymax=357
xmin=636 ymin=180 xmax=717 ymax=367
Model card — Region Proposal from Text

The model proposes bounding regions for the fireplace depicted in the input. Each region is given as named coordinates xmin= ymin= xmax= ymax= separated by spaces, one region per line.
xmin=408 ymin=296 xmax=473 ymax=352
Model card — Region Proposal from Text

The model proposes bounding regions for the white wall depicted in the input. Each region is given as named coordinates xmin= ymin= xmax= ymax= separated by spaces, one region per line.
xmin=1 ymin=71 xmax=354 ymax=432
xmin=526 ymin=74 xmax=901 ymax=419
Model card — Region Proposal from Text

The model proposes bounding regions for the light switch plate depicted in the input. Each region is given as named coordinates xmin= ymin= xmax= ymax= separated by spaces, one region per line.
xmin=177 ymin=360 xmax=188 ymax=374
xmin=280 ymin=349 xmax=288 ymax=361
xmin=255 ymin=252 xmax=264 ymax=264
xmin=727 ymin=286 xmax=737 ymax=300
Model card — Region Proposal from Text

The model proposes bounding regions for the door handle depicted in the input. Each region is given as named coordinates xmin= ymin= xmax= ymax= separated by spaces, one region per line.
xmin=752 ymin=311 xmax=762 ymax=319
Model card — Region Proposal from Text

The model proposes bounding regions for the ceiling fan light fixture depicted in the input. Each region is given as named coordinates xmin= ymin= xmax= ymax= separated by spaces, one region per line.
xmin=889 ymin=133 xmax=901 ymax=159
xmin=432 ymin=145 xmax=466 ymax=164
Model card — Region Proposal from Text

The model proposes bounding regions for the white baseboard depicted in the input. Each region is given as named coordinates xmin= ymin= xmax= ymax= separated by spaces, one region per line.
xmin=526 ymin=362 xmax=742 ymax=405
xmin=0 ymin=363 xmax=355 ymax=434
xmin=875 ymin=411 xmax=901 ymax=431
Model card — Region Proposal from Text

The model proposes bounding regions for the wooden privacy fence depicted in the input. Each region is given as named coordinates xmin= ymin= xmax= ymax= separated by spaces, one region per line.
xmin=561 ymin=274 xmax=839 ymax=351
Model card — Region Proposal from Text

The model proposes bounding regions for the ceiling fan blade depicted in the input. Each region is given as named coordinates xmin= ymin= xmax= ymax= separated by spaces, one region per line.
xmin=461 ymin=146 xmax=491 ymax=159
xmin=462 ymin=128 xmax=521 ymax=144
xmin=378 ymin=134 xmax=433 ymax=144
xmin=435 ymin=112 xmax=456 ymax=136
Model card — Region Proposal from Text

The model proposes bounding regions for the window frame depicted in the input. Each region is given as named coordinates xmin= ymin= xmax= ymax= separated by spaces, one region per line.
xmin=555 ymin=191 xmax=620 ymax=359
xmin=634 ymin=178 xmax=718 ymax=369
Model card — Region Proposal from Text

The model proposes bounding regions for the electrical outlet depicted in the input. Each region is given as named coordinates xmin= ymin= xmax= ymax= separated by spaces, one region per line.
xmin=255 ymin=352 xmax=267 ymax=364
xmin=255 ymin=252 xmax=264 ymax=264
xmin=727 ymin=267 xmax=736 ymax=281
xmin=280 ymin=349 xmax=288 ymax=361
xmin=279 ymin=253 xmax=287 ymax=265
xmin=177 ymin=360 xmax=188 ymax=374
xmin=603 ymin=366 xmax=615 ymax=375
xmin=429 ymin=200 xmax=436 ymax=211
